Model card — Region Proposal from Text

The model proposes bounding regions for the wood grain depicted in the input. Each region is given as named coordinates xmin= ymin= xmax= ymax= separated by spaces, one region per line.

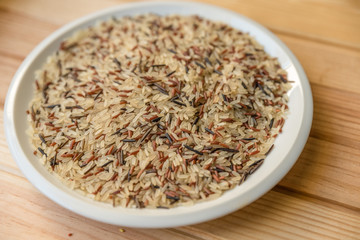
xmin=1 ymin=0 xmax=360 ymax=239
xmin=279 ymin=83 xmax=360 ymax=209
xmin=1 ymin=169 xmax=359 ymax=240
xmin=1 ymin=0 xmax=360 ymax=48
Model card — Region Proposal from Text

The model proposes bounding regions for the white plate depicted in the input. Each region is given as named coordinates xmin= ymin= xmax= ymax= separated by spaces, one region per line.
xmin=4 ymin=1 xmax=313 ymax=228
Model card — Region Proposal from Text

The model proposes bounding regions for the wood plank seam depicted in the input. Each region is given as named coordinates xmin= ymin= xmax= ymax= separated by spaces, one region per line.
xmin=273 ymin=185 xmax=360 ymax=213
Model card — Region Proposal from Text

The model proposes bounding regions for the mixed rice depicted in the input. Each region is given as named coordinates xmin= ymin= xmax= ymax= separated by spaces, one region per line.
xmin=27 ymin=14 xmax=291 ymax=208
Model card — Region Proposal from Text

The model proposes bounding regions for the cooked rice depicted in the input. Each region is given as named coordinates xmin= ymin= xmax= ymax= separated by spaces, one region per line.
xmin=27 ymin=14 xmax=291 ymax=208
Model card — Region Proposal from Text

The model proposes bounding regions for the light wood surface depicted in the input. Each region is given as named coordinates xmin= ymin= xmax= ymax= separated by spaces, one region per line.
xmin=1 ymin=0 xmax=359 ymax=239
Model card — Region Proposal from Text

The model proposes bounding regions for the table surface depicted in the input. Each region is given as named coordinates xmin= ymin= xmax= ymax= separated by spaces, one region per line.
xmin=1 ymin=0 xmax=359 ymax=239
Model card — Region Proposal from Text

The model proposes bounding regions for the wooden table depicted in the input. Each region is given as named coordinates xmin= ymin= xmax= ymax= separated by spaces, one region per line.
xmin=1 ymin=0 xmax=359 ymax=239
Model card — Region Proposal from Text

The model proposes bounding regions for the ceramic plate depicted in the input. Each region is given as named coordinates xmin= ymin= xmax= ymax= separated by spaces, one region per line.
xmin=4 ymin=1 xmax=312 ymax=228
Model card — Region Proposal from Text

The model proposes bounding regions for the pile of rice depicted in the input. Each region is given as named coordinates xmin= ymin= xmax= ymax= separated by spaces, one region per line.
xmin=27 ymin=14 xmax=291 ymax=208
